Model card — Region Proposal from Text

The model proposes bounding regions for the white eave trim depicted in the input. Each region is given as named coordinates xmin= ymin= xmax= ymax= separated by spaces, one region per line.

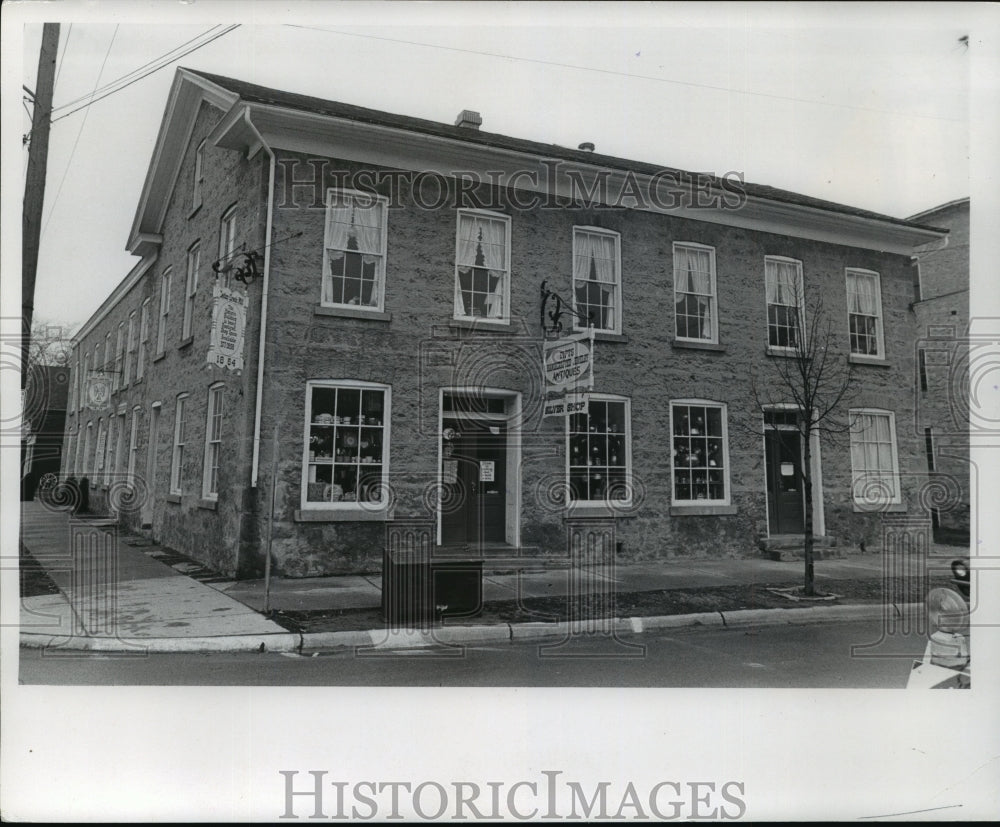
xmin=213 ymin=102 xmax=947 ymax=255
xmin=72 ymin=255 xmax=158 ymax=345
xmin=126 ymin=69 xmax=239 ymax=254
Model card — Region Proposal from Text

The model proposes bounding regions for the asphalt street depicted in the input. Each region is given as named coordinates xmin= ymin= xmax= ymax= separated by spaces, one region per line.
xmin=19 ymin=619 xmax=928 ymax=687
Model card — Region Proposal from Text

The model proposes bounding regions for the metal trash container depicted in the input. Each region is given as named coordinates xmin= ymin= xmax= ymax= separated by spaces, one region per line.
xmin=382 ymin=547 xmax=483 ymax=627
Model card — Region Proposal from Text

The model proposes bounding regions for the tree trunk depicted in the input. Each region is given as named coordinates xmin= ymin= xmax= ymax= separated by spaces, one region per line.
xmin=802 ymin=426 xmax=815 ymax=596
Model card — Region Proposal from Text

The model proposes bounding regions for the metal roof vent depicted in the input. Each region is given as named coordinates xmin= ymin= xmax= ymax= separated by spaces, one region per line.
xmin=578 ymin=142 xmax=595 ymax=152
xmin=455 ymin=110 xmax=482 ymax=130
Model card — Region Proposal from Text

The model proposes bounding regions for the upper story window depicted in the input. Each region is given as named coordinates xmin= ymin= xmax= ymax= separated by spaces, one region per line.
xmin=183 ymin=242 xmax=200 ymax=340
xmin=80 ymin=351 xmax=90 ymax=411
xmin=670 ymin=401 xmax=730 ymax=505
xmin=567 ymin=396 xmax=631 ymax=505
xmin=765 ymin=256 xmax=804 ymax=351
xmin=849 ymin=408 xmax=900 ymax=505
xmin=219 ymin=205 xmax=238 ymax=282
xmin=673 ymin=242 xmax=717 ymax=343
xmin=157 ymin=268 xmax=171 ymax=355
xmin=127 ymin=406 xmax=141 ymax=484
xmin=192 ymin=139 xmax=206 ymax=211
xmin=113 ymin=324 xmax=124 ymax=393
xmin=170 ymin=393 xmax=189 ymax=495
xmin=572 ymin=227 xmax=621 ymax=333
xmin=302 ymin=381 xmax=391 ymax=509
xmin=846 ymin=268 xmax=884 ymax=358
xmin=68 ymin=351 xmax=78 ymax=410
xmin=322 ymin=189 xmax=387 ymax=311
xmin=202 ymin=383 xmax=224 ymax=500
xmin=137 ymin=299 xmax=151 ymax=381
xmin=455 ymin=210 xmax=510 ymax=323
xmin=124 ymin=312 xmax=136 ymax=385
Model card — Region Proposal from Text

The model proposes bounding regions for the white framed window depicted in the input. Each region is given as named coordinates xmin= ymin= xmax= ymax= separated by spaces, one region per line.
xmin=202 ymin=383 xmax=224 ymax=499
xmin=322 ymin=189 xmax=387 ymax=310
xmin=124 ymin=312 xmax=136 ymax=386
xmin=849 ymin=408 xmax=901 ymax=504
xmin=103 ymin=416 xmax=115 ymax=485
xmin=80 ymin=351 xmax=90 ymax=411
xmin=113 ymin=324 xmax=124 ymax=393
xmin=103 ymin=332 xmax=112 ymax=376
xmin=302 ymin=381 xmax=391 ymax=509
xmin=137 ymin=299 xmax=151 ymax=380
xmin=83 ymin=421 xmax=93 ymax=476
xmin=573 ymin=227 xmax=621 ymax=333
xmin=170 ymin=393 xmax=189 ymax=495
xmin=218 ymin=205 xmax=238 ymax=281
xmin=114 ymin=412 xmax=127 ymax=475
xmin=567 ymin=395 xmax=632 ymax=505
xmin=183 ymin=242 xmax=200 ymax=340
xmin=127 ymin=406 xmax=141 ymax=485
xmin=68 ymin=351 xmax=78 ymax=410
xmin=93 ymin=418 xmax=105 ymax=480
xmin=764 ymin=256 xmax=804 ymax=350
xmin=157 ymin=269 xmax=171 ymax=355
xmin=670 ymin=400 xmax=730 ymax=505
xmin=846 ymin=268 xmax=884 ymax=358
xmin=673 ymin=242 xmax=718 ymax=343
xmin=454 ymin=210 xmax=510 ymax=322
xmin=192 ymin=139 xmax=206 ymax=211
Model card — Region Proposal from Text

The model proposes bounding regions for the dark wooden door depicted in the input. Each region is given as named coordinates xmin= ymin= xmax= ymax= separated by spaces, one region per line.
xmin=765 ymin=429 xmax=804 ymax=534
xmin=440 ymin=420 xmax=506 ymax=546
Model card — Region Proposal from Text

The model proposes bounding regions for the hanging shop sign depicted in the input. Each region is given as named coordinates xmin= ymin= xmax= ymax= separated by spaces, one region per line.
xmin=85 ymin=371 xmax=113 ymax=411
xmin=207 ymin=283 xmax=248 ymax=371
xmin=542 ymin=328 xmax=594 ymax=418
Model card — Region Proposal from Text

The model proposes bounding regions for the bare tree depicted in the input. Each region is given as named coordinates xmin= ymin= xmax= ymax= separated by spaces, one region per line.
xmin=749 ymin=282 xmax=861 ymax=596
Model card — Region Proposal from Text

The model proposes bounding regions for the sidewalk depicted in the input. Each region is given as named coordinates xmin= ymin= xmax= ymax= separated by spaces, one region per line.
xmin=18 ymin=502 xmax=959 ymax=654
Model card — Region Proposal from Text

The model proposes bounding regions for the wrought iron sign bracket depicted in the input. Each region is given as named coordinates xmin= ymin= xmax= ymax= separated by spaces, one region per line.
xmin=540 ymin=280 xmax=594 ymax=338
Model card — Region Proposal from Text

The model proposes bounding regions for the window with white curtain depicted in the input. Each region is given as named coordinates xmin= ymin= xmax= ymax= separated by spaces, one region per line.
xmin=846 ymin=269 xmax=884 ymax=357
xmin=322 ymin=189 xmax=387 ymax=310
xmin=673 ymin=243 xmax=717 ymax=342
xmin=765 ymin=257 xmax=804 ymax=350
xmin=849 ymin=409 xmax=900 ymax=504
xmin=573 ymin=227 xmax=621 ymax=333
xmin=455 ymin=210 xmax=510 ymax=322
xmin=170 ymin=394 xmax=188 ymax=495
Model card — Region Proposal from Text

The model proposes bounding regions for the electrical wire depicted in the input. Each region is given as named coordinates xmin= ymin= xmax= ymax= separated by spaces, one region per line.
xmin=48 ymin=24 xmax=240 ymax=125
xmin=50 ymin=24 xmax=227 ymax=115
xmin=41 ymin=26 xmax=119 ymax=239
xmin=285 ymin=23 xmax=964 ymax=125
xmin=53 ymin=24 xmax=73 ymax=91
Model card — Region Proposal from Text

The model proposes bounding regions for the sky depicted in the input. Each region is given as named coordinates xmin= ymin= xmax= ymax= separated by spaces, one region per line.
xmin=4 ymin=3 xmax=983 ymax=336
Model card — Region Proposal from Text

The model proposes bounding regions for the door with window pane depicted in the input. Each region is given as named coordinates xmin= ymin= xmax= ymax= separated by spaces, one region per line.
xmin=440 ymin=419 xmax=506 ymax=546
xmin=764 ymin=423 xmax=805 ymax=534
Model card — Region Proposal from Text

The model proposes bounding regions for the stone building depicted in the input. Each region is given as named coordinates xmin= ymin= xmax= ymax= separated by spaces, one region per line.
xmin=63 ymin=68 xmax=948 ymax=578
xmin=909 ymin=198 xmax=971 ymax=541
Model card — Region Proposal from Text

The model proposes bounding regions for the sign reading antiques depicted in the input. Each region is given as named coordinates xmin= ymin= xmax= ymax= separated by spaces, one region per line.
xmin=543 ymin=328 xmax=594 ymax=418
xmin=85 ymin=371 xmax=113 ymax=411
xmin=207 ymin=283 xmax=248 ymax=371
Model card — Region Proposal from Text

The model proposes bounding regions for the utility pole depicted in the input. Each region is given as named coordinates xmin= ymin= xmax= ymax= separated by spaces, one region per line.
xmin=22 ymin=22 xmax=60 ymax=389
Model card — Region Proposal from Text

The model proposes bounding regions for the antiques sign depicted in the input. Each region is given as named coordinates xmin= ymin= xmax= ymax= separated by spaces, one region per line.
xmin=543 ymin=328 xmax=594 ymax=418
xmin=208 ymin=283 xmax=248 ymax=371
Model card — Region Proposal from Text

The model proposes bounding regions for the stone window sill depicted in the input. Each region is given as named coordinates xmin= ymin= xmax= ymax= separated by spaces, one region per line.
xmin=295 ymin=508 xmax=392 ymax=522
xmin=848 ymin=354 xmax=890 ymax=367
xmin=188 ymin=203 xmax=202 ymax=220
xmin=563 ymin=503 xmax=634 ymax=519
xmin=314 ymin=305 xmax=392 ymax=322
xmin=585 ymin=331 xmax=629 ymax=343
xmin=178 ymin=336 xmax=194 ymax=350
xmin=153 ymin=351 xmax=166 ymax=363
xmin=166 ymin=493 xmax=181 ymax=504
xmin=669 ymin=504 xmax=738 ymax=516
xmin=852 ymin=502 xmax=907 ymax=513
xmin=197 ymin=498 xmax=218 ymax=510
xmin=766 ymin=347 xmax=802 ymax=359
xmin=672 ymin=340 xmax=726 ymax=353
xmin=449 ymin=317 xmax=511 ymax=332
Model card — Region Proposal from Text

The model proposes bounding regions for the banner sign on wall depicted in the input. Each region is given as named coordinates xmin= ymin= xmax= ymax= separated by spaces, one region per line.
xmin=85 ymin=371 xmax=113 ymax=411
xmin=543 ymin=328 xmax=594 ymax=418
xmin=207 ymin=283 xmax=248 ymax=371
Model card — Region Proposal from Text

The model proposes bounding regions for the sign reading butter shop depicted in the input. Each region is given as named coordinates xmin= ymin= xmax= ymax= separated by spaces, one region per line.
xmin=207 ymin=283 xmax=248 ymax=371
xmin=543 ymin=328 xmax=594 ymax=419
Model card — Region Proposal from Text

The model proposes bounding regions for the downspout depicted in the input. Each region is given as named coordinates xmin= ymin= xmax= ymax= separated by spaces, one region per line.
xmin=242 ymin=108 xmax=274 ymax=488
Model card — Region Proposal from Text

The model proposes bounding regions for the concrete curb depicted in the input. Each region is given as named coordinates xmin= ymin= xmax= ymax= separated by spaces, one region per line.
xmin=19 ymin=631 xmax=301 ymax=654
xmin=20 ymin=603 xmax=925 ymax=653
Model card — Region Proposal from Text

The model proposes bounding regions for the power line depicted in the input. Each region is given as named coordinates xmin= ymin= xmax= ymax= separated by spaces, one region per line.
xmin=50 ymin=24 xmax=226 ymax=114
xmin=41 ymin=26 xmax=118 ymax=239
xmin=285 ymin=23 xmax=964 ymax=125
xmin=53 ymin=24 xmax=73 ymax=91
xmin=49 ymin=24 xmax=240 ymax=125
